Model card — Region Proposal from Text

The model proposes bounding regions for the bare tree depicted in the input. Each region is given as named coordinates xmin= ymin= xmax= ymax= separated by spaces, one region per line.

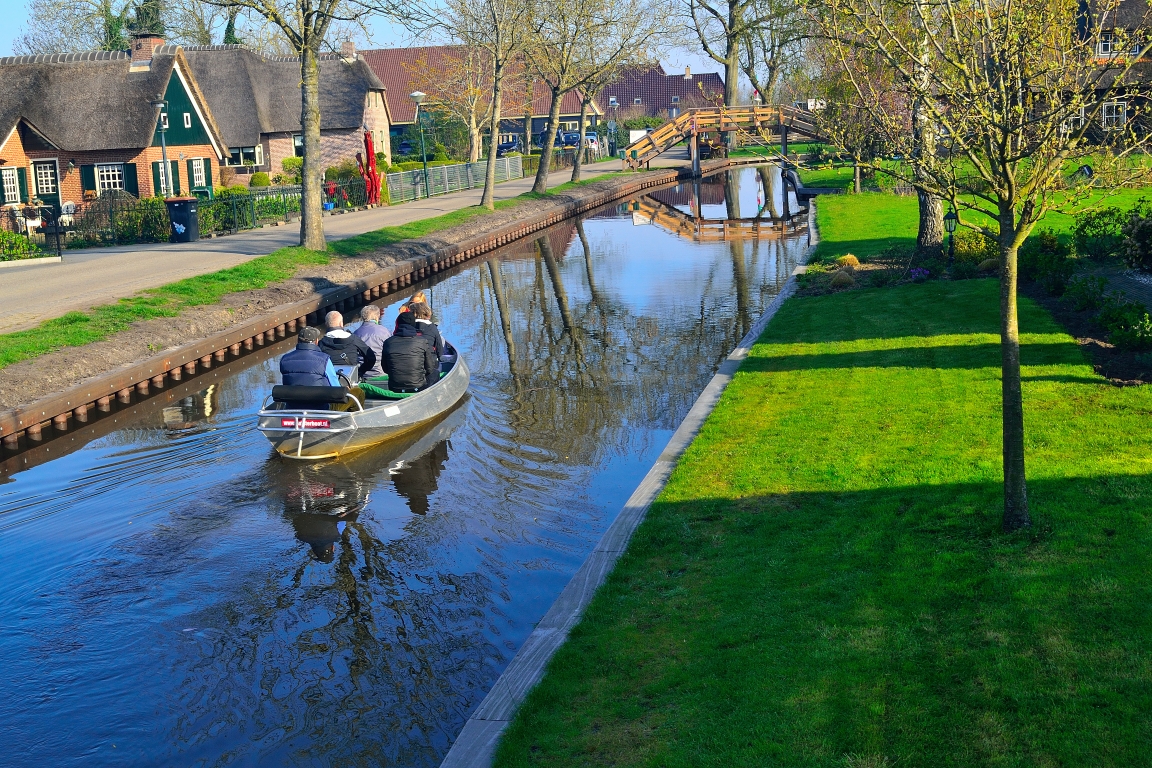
xmin=818 ymin=0 xmax=1152 ymax=530
xmin=403 ymin=48 xmax=494 ymax=162
xmin=687 ymin=0 xmax=788 ymax=106
xmin=738 ymin=0 xmax=809 ymax=104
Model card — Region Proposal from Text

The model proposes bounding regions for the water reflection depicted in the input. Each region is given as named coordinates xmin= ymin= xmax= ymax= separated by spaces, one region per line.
xmin=0 ymin=166 xmax=805 ymax=767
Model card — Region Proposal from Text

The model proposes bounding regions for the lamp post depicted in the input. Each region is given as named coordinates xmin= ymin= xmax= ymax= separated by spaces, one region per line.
xmin=410 ymin=91 xmax=431 ymax=199
xmin=151 ymin=99 xmax=170 ymax=197
xmin=944 ymin=207 xmax=958 ymax=269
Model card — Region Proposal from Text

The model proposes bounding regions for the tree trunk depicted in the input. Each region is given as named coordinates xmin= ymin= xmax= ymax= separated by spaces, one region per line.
xmin=299 ymin=47 xmax=325 ymax=250
xmin=532 ymin=86 xmax=564 ymax=194
xmin=917 ymin=190 xmax=944 ymax=257
xmin=468 ymin=113 xmax=481 ymax=163
xmin=999 ymin=214 xmax=1031 ymax=532
xmin=570 ymin=98 xmax=590 ymax=183
xmin=523 ymin=78 xmax=533 ymax=154
xmin=481 ymin=63 xmax=506 ymax=210
xmin=853 ymin=161 xmax=861 ymax=194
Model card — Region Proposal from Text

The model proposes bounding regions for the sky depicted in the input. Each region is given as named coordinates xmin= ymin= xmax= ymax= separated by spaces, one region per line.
xmin=0 ymin=0 xmax=721 ymax=76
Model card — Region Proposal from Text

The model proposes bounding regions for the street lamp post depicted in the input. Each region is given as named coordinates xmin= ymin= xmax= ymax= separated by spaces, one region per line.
xmin=410 ymin=91 xmax=431 ymax=199
xmin=151 ymin=99 xmax=170 ymax=197
xmin=944 ymin=208 xmax=959 ymax=269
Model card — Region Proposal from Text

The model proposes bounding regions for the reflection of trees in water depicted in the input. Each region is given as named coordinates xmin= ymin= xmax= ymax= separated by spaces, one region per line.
xmin=164 ymin=426 xmax=499 ymax=767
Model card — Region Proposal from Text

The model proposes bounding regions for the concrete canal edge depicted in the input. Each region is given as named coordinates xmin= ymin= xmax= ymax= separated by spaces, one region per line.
xmin=1 ymin=161 xmax=760 ymax=454
xmin=439 ymin=202 xmax=821 ymax=768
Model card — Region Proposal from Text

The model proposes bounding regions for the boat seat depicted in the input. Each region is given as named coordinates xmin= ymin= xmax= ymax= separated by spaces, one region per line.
xmin=272 ymin=385 xmax=348 ymax=404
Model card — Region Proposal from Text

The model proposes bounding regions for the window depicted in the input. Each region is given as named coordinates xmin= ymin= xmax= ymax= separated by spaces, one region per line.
xmin=96 ymin=163 xmax=124 ymax=193
xmin=1103 ymin=100 xmax=1127 ymax=129
xmin=157 ymin=161 xmax=168 ymax=194
xmin=160 ymin=112 xmax=169 ymax=130
xmin=191 ymin=158 xmax=205 ymax=187
xmin=1061 ymin=106 xmax=1087 ymax=133
xmin=227 ymin=145 xmax=264 ymax=166
xmin=608 ymin=96 xmax=618 ymax=107
xmin=1098 ymin=30 xmax=1116 ymax=56
xmin=560 ymin=121 xmax=579 ymax=131
xmin=1 ymin=168 xmax=17 ymax=203
xmin=183 ymin=112 xmax=192 ymax=129
xmin=34 ymin=162 xmax=56 ymax=195
xmin=293 ymin=134 xmax=304 ymax=157
xmin=671 ymin=95 xmax=680 ymax=103
xmin=669 ymin=107 xmax=679 ymax=119
xmin=634 ymin=97 xmax=642 ymax=105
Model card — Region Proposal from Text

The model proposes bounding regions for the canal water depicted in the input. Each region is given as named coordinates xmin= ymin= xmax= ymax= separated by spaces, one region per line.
xmin=0 ymin=166 xmax=806 ymax=767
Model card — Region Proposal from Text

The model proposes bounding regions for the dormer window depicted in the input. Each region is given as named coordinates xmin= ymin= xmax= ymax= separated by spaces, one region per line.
xmin=1102 ymin=99 xmax=1127 ymax=129
xmin=608 ymin=96 xmax=618 ymax=107
xmin=634 ymin=97 xmax=642 ymax=105
xmin=1098 ymin=30 xmax=1116 ymax=56
xmin=671 ymin=96 xmax=680 ymax=103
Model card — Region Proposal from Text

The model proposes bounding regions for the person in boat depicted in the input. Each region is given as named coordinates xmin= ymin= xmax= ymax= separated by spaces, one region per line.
xmin=278 ymin=327 xmax=342 ymax=410
xmin=381 ymin=311 xmax=440 ymax=392
xmin=319 ymin=310 xmax=376 ymax=378
xmin=410 ymin=302 xmax=444 ymax=359
xmin=392 ymin=290 xmax=428 ymax=333
xmin=353 ymin=304 xmax=391 ymax=378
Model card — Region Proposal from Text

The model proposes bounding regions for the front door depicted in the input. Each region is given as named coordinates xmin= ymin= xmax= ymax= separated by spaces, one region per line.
xmin=32 ymin=161 xmax=60 ymax=210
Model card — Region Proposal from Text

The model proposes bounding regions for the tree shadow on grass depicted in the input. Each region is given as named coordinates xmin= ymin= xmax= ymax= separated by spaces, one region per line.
xmin=497 ymin=474 xmax=1152 ymax=768
xmin=741 ymin=340 xmax=1086 ymax=374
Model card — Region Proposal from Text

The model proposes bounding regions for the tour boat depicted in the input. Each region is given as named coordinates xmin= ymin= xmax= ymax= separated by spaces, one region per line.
xmin=256 ymin=342 xmax=470 ymax=459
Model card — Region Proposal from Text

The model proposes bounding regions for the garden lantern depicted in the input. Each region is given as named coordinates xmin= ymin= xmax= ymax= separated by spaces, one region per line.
xmin=944 ymin=208 xmax=958 ymax=268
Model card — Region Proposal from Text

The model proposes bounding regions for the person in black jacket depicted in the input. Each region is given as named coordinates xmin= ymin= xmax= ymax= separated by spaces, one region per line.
xmin=278 ymin=326 xmax=342 ymax=409
xmin=319 ymin=310 xmax=376 ymax=378
xmin=382 ymin=312 xmax=439 ymax=391
xmin=410 ymin=302 xmax=444 ymax=359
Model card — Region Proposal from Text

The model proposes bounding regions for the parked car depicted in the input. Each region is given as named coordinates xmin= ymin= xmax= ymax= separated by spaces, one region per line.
xmin=496 ymin=136 xmax=523 ymax=157
xmin=584 ymin=133 xmax=600 ymax=150
xmin=558 ymin=131 xmax=582 ymax=148
xmin=396 ymin=140 xmax=415 ymax=155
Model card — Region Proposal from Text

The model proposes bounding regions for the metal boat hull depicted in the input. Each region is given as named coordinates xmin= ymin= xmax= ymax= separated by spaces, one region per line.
xmin=257 ymin=353 xmax=470 ymax=459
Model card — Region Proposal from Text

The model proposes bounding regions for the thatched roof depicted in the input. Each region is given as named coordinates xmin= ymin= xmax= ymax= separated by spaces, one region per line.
xmin=0 ymin=49 xmax=208 ymax=152
xmin=182 ymin=46 xmax=387 ymax=148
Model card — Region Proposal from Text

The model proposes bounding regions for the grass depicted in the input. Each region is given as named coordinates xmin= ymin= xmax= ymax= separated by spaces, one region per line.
xmin=494 ymin=279 xmax=1152 ymax=767
xmin=0 ymin=170 xmax=630 ymax=372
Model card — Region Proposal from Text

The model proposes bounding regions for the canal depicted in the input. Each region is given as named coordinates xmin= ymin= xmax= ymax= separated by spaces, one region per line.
xmin=0 ymin=166 xmax=807 ymax=767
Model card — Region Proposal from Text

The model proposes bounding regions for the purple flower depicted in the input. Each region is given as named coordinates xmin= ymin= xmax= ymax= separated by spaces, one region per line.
xmin=910 ymin=267 xmax=930 ymax=281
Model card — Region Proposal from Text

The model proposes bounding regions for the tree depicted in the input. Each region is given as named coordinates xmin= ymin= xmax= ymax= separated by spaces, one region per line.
xmin=818 ymin=0 xmax=1152 ymax=530
xmin=737 ymin=0 xmax=809 ymax=104
xmin=14 ymin=0 xmax=132 ymax=53
xmin=687 ymin=0 xmax=792 ymax=107
xmin=526 ymin=0 xmax=661 ymax=192
xmin=403 ymin=47 xmax=494 ymax=163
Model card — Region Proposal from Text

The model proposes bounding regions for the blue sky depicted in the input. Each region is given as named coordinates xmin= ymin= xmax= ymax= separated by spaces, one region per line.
xmin=0 ymin=0 xmax=720 ymax=77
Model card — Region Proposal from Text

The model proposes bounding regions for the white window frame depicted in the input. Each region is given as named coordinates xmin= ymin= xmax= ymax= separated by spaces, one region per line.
xmin=33 ymin=160 xmax=58 ymax=196
xmin=157 ymin=161 xmax=168 ymax=195
xmin=608 ymin=96 xmax=618 ymax=107
xmin=255 ymin=142 xmax=264 ymax=166
xmin=191 ymin=158 xmax=206 ymax=187
xmin=183 ymin=112 xmax=192 ymax=129
xmin=1061 ymin=106 xmax=1087 ymax=134
xmin=160 ymin=112 xmax=169 ymax=130
xmin=634 ymin=97 xmax=642 ymax=105
xmin=1 ymin=167 xmax=17 ymax=203
xmin=95 ymin=162 xmax=124 ymax=194
xmin=226 ymin=146 xmax=264 ymax=167
xmin=671 ymin=95 xmax=680 ymax=103
xmin=1102 ymin=100 xmax=1127 ymax=130
xmin=1098 ymin=30 xmax=1116 ymax=57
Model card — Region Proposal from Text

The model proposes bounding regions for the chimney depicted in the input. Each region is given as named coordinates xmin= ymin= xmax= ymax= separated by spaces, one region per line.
xmin=685 ymin=66 xmax=692 ymax=80
xmin=341 ymin=40 xmax=356 ymax=59
xmin=131 ymin=34 xmax=165 ymax=63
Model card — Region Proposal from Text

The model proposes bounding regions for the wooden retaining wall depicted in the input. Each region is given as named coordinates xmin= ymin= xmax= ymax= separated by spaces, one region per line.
xmin=0 ymin=164 xmax=735 ymax=455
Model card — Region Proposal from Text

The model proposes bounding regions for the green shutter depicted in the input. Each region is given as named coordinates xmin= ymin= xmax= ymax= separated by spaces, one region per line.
xmin=17 ymin=167 xmax=28 ymax=202
xmin=186 ymin=159 xmax=195 ymax=189
xmin=80 ymin=164 xmax=97 ymax=194
xmin=123 ymin=163 xmax=139 ymax=197
xmin=151 ymin=161 xmax=162 ymax=198
xmin=204 ymin=159 xmax=213 ymax=190
xmin=170 ymin=160 xmax=181 ymax=195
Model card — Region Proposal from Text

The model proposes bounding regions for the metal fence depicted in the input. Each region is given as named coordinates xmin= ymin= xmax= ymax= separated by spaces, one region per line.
xmin=386 ymin=156 xmax=523 ymax=204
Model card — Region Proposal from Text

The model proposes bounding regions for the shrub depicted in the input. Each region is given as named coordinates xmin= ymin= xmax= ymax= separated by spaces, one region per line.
xmin=1120 ymin=211 xmax=1152 ymax=272
xmin=1098 ymin=293 xmax=1152 ymax=348
xmin=978 ymin=258 xmax=999 ymax=273
xmin=249 ymin=171 xmax=271 ymax=188
xmin=835 ymin=254 xmax=860 ymax=267
xmin=952 ymin=228 xmax=998 ymax=265
xmin=325 ymin=158 xmax=360 ymax=181
xmin=1073 ymin=206 xmax=1131 ymax=260
xmin=281 ymin=156 xmax=303 ymax=183
xmin=1019 ymin=229 xmax=1074 ymax=295
xmin=431 ymin=142 xmax=450 ymax=161
xmin=951 ymin=261 xmax=980 ymax=280
xmin=1065 ymin=275 xmax=1107 ymax=311
xmin=0 ymin=230 xmax=42 ymax=261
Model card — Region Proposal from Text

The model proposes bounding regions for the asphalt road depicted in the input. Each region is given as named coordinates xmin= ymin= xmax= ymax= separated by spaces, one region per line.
xmin=0 ymin=159 xmax=626 ymax=334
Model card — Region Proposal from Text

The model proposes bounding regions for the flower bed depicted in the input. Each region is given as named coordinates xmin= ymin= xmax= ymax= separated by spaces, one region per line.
xmin=0 ymin=230 xmax=44 ymax=261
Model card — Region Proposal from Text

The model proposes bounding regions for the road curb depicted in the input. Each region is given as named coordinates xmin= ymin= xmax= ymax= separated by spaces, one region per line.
xmin=438 ymin=201 xmax=821 ymax=768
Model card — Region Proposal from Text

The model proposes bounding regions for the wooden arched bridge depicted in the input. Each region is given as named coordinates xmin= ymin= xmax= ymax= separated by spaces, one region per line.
xmin=622 ymin=105 xmax=828 ymax=171
xmin=631 ymin=197 xmax=808 ymax=242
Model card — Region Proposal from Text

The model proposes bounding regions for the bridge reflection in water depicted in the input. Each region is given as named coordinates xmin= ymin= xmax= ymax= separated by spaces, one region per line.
xmin=631 ymin=166 xmax=808 ymax=243
xmin=0 ymin=165 xmax=806 ymax=767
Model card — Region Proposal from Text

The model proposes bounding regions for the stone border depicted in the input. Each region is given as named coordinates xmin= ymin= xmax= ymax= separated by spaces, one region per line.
xmin=439 ymin=202 xmax=820 ymax=768
xmin=0 ymin=256 xmax=62 ymax=269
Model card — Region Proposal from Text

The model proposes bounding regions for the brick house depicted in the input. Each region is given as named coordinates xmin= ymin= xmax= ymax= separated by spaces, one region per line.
xmin=182 ymin=44 xmax=391 ymax=185
xmin=596 ymin=65 xmax=725 ymax=122
xmin=0 ymin=39 xmax=226 ymax=212
xmin=359 ymin=46 xmax=601 ymax=148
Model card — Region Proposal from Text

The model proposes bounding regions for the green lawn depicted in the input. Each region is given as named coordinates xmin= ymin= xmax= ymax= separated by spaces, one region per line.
xmin=0 ymin=174 xmax=626 ymax=372
xmin=495 ymin=279 xmax=1152 ymax=767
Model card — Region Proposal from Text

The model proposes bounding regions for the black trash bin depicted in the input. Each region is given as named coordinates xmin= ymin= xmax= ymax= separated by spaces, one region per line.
xmin=165 ymin=197 xmax=200 ymax=243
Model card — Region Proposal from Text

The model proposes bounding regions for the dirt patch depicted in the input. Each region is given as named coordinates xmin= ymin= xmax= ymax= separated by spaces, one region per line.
xmin=0 ymin=173 xmax=664 ymax=412
xmin=1020 ymin=280 xmax=1152 ymax=385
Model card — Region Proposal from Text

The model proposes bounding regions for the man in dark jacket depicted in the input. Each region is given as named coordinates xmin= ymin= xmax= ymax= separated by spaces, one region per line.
xmin=382 ymin=312 xmax=440 ymax=391
xmin=319 ymin=310 xmax=376 ymax=378
xmin=279 ymin=326 xmax=341 ymax=409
